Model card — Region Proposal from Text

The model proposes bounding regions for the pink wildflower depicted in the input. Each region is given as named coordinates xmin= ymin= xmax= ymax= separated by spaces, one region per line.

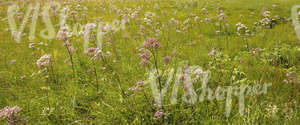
xmin=154 ymin=109 xmax=164 ymax=118
xmin=143 ymin=38 xmax=161 ymax=49
xmin=163 ymin=56 xmax=171 ymax=64
xmin=0 ymin=106 xmax=21 ymax=119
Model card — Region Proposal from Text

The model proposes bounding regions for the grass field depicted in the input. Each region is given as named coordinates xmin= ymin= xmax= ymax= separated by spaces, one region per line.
xmin=0 ymin=0 xmax=300 ymax=124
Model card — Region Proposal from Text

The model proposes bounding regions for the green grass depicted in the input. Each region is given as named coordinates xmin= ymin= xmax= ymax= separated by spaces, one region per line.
xmin=0 ymin=0 xmax=299 ymax=124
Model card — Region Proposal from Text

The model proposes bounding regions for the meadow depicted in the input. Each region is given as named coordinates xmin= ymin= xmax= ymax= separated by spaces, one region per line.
xmin=0 ymin=0 xmax=300 ymax=124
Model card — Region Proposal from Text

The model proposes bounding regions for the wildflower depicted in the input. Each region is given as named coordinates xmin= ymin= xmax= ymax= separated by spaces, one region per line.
xmin=28 ymin=43 xmax=35 ymax=48
xmin=266 ymin=104 xmax=278 ymax=118
xmin=85 ymin=23 xmax=97 ymax=33
xmin=218 ymin=12 xmax=226 ymax=21
xmin=239 ymin=58 xmax=245 ymax=63
xmin=138 ymin=49 xmax=152 ymax=60
xmin=85 ymin=48 xmax=102 ymax=61
xmin=57 ymin=26 xmax=72 ymax=41
xmin=129 ymin=80 xmax=145 ymax=91
xmin=10 ymin=60 xmax=16 ymax=64
xmin=183 ymin=18 xmax=190 ymax=25
xmin=139 ymin=59 xmax=148 ymax=66
xmin=154 ymin=109 xmax=164 ymax=118
xmin=92 ymin=49 xmax=102 ymax=61
xmin=259 ymin=17 xmax=271 ymax=26
xmin=84 ymin=48 xmax=98 ymax=57
xmin=172 ymin=50 xmax=177 ymax=55
xmin=169 ymin=18 xmax=179 ymax=25
xmin=286 ymin=72 xmax=296 ymax=80
xmin=262 ymin=11 xmax=271 ymax=17
xmin=208 ymin=49 xmax=217 ymax=56
xmin=138 ymin=48 xmax=152 ymax=66
xmin=194 ymin=16 xmax=200 ymax=21
xmin=63 ymin=41 xmax=75 ymax=54
xmin=136 ymin=80 xmax=144 ymax=86
xmin=106 ymin=51 xmax=112 ymax=56
xmin=0 ymin=106 xmax=22 ymax=119
xmin=163 ymin=56 xmax=171 ymax=64
xmin=236 ymin=22 xmax=251 ymax=37
xmin=203 ymin=17 xmax=212 ymax=23
xmin=202 ymin=8 xmax=207 ymax=14
xmin=38 ymin=68 xmax=47 ymax=74
xmin=20 ymin=75 xmax=26 ymax=80
xmin=250 ymin=48 xmax=262 ymax=54
xmin=143 ymin=38 xmax=161 ymax=49
xmin=103 ymin=23 xmax=114 ymax=33
xmin=36 ymin=54 xmax=53 ymax=67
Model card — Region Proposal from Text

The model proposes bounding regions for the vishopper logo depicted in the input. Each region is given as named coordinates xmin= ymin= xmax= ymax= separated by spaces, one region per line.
xmin=292 ymin=5 xmax=300 ymax=40
xmin=7 ymin=2 xmax=126 ymax=52
xmin=145 ymin=65 xmax=272 ymax=117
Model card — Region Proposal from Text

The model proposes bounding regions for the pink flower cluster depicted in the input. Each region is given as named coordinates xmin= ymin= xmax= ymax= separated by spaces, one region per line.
xmin=138 ymin=49 xmax=152 ymax=66
xmin=154 ymin=109 xmax=164 ymax=118
xmin=143 ymin=38 xmax=161 ymax=49
xmin=84 ymin=48 xmax=98 ymax=57
xmin=63 ymin=41 xmax=75 ymax=54
xmin=0 ymin=106 xmax=22 ymax=119
xmin=163 ymin=56 xmax=171 ymax=64
xmin=138 ymin=38 xmax=162 ymax=66
xmin=84 ymin=48 xmax=102 ymax=60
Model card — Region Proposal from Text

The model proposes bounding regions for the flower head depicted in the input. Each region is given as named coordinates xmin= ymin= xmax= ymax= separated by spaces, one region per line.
xmin=262 ymin=11 xmax=271 ymax=17
xmin=218 ymin=12 xmax=226 ymax=21
xmin=208 ymin=49 xmax=217 ymax=56
xmin=36 ymin=54 xmax=53 ymax=67
xmin=85 ymin=48 xmax=102 ymax=60
xmin=138 ymin=48 xmax=152 ymax=66
xmin=163 ymin=56 xmax=171 ymax=64
xmin=144 ymin=38 xmax=161 ymax=49
xmin=0 ymin=106 xmax=22 ymax=119
xmin=84 ymin=48 xmax=97 ymax=57
xmin=57 ymin=26 xmax=72 ymax=41
xmin=154 ymin=109 xmax=164 ymax=118
xmin=236 ymin=22 xmax=251 ymax=37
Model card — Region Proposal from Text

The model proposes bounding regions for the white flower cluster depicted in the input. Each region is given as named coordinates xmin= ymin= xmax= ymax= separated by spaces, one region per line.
xmin=236 ymin=22 xmax=251 ymax=37
xmin=259 ymin=17 xmax=271 ymax=27
xmin=129 ymin=7 xmax=141 ymax=19
xmin=266 ymin=104 xmax=278 ymax=118
xmin=255 ymin=10 xmax=279 ymax=28
xmin=262 ymin=11 xmax=271 ymax=17
xmin=169 ymin=18 xmax=179 ymax=25
xmin=144 ymin=12 xmax=156 ymax=25
xmin=36 ymin=54 xmax=53 ymax=67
